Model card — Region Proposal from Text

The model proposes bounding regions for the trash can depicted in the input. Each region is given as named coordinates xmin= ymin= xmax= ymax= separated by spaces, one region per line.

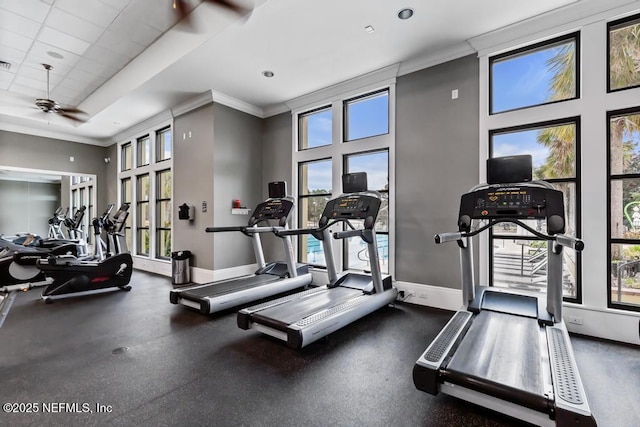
xmin=171 ymin=250 xmax=192 ymax=286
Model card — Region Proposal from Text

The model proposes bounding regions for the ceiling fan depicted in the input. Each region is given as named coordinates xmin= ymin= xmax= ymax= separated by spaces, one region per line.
xmin=35 ymin=64 xmax=87 ymax=124
xmin=172 ymin=0 xmax=253 ymax=28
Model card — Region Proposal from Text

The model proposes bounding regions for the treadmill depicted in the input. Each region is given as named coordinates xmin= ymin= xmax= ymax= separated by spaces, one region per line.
xmin=169 ymin=182 xmax=312 ymax=314
xmin=237 ymin=172 xmax=398 ymax=349
xmin=413 ymin=155 xmax=596 ymax=426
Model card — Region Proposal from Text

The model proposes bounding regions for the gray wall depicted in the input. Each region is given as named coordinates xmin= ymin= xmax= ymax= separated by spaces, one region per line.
xmin=0 ymin=180 xmax=60 ymax=236
xmin=261 ymin=112 xmax=294 ymax=259
xmin=395 ymin=54 xmax=480 ymax=288
xmin=172 ymin=102 xmax=263 ymax=270
xmin=212 ymin=103 xmax=263 ymax=270
xmin=173 ymin=103 xmax=216 ymax=269
xmin=0 ymin=130 xmax=110 ymax=213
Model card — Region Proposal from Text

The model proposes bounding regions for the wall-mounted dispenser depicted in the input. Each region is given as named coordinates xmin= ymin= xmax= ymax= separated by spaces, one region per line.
xmin=178 ymin=203 xmax=195 ymax=221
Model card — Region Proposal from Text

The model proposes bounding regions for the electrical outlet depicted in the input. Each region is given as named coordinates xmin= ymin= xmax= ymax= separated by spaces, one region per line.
xmin=567 ymin=316 xmax=583 ymax=325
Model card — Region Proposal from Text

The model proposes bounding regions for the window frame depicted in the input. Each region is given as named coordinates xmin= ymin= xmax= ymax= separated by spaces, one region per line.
xmin=607 ymin=13 xmax=640 ymax=94
xmin=488 ymin=116 xmax=582 ymax=303
xmin=489 ymin=31 xmax=581 ymax=115
xmin=607 ymin=106 xmax=640 ymax=312
xmin=298 ymin=105 xmax=333 ymax=151
xmin=292 ymin=80 xmax=396 ymax=276
xmin=156 ymin=126 xmax=172 ymax=162
xmin=155 ymin=169 xmax=172 ymax=260
xmin=118 ymin=122 xmax=173 ymax=263
xmin=343 ymin=88 xmax=390 ymax=142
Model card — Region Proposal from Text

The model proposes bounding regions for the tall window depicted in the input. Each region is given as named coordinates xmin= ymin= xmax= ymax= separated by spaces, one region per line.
xmin=608 ymin=107 xmax=640 ymax=311
xmin=137 ymin=174 xmax=150 ymax=256
xmin=156 ymin=170 xmax=172 ymax=259
xmin=344 ymin=90 xmax=389 ymax=141
xmin=298 ymin=159 xmax=332 ymax=266
xmin=490 ymin=32 xmax=579 ymax=114
xmin=345 ymin=150 xmax=389 ymax=274
xmin=137 ymin=135 xmax=150 ymax=167
xmin=294 ymin=84 xmax=395 ymax=275
xmin=299 ymin=107 xmax=332 ymax=150
xmin=119 ymin=123 xmax=172 ymax=262
xmin=121 ymin=178 xmax=132 ymax=250
xmin=490 ymin=119 xmax=580 ymax=300
xmin=157 ymin=127 xmax=172 ymax=162
xmin=121 ymin=143 xmax=132 ymax=171
xmin=608 ymin=14 xmax=640 ymax=92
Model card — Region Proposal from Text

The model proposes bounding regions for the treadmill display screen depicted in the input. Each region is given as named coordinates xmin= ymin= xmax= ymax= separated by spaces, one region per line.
xmin=324 ymin=195 xmax=381 ymax=220
xmin=253 ymin=199 xmax=293 ymax=221
xmin=458 ymin=185 xmax=566 ymax=234
xmin=472 ymin=188 xmax=540 ymax=219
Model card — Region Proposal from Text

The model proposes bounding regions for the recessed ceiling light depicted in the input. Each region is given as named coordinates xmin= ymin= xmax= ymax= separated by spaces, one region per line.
xmin=262 ymin=70 xmax=274 ymax=78
xmin=398 ymin=8 xmax=414 ymax=20
xmin=47 ymin=51 xmax=64 ymax=59
xmin=364 ymin=25 xmax=375 ymax=34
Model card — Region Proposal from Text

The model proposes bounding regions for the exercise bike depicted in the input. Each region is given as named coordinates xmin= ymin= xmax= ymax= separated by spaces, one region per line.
xmin=37 ymin=203 xmax=133 ymax=303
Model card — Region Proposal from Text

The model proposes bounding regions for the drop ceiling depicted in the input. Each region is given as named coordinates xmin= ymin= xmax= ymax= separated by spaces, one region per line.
xmin=0 ymin=0 xmax=634 ymax=146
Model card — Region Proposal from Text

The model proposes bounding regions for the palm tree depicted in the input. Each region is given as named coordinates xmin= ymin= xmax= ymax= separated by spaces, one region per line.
xmin=541 ymin=28 xmax=640 ymax=261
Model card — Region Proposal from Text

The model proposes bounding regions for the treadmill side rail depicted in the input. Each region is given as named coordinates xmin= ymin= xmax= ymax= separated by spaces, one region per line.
xmin=413 ymin=310 xmax=472 ymax=395
xmin=287 ymin=288 xmax=398 ymax=349
xmin=547 ymin=324 xmax=597 ymax=426
xmin=237 ymin=286 xmax=328 ymax=329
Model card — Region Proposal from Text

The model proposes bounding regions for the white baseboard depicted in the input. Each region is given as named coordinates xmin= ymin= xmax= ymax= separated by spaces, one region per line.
xmin=132 ymin=256 xmax=171 ymax=276
xmin=394 ymin=281 xmax=462 ymax=311
xmin=563 ymin=304 xmax=640 ymax=346
xmin=190 ymin=264 xmax=258 ymax=284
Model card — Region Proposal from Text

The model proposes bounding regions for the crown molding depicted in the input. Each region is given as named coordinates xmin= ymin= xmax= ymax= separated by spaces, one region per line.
xmin=285 ymin=63 xmax=400 ymax=113
xmin=211 ymin=90 xmax=264 ymax=118
xmin=0 ymin=117 xmax=106 ymax=146
xmin=111 ymin=109 xmax=173 ymax=143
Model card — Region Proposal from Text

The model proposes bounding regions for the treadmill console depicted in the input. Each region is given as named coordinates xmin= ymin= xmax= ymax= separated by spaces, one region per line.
xmin=458 ymin=185 xmax=565 ymax=235
xmin=319 ymin=194 xmax=381 ymax=229
xmin=249 ymin=199 xmax=294 ymax=227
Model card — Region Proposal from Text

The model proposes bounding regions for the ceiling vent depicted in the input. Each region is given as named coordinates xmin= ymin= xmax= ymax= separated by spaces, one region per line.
xmin=0 ymin=61 xmax=11 ymax=71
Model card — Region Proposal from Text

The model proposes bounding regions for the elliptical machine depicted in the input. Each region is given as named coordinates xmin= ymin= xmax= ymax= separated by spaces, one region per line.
xmin=37 ymin=203 xmax=133 ymax=303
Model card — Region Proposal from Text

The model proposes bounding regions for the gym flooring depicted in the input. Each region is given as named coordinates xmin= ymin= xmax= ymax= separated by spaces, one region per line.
xmin=2 ymin=270 xmax=639 ymax=426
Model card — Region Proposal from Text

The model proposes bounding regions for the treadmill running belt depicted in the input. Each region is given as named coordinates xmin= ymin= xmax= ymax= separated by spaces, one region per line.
xmin=179 ymin=275 xmax=280 ymax=299
xmin=251 ymin=287 xmax=363 ymax=331
xmin=446 ymin=311 xmax=547 ymax=399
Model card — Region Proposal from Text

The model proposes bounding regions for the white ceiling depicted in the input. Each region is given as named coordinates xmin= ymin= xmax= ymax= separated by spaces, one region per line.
xmin=0 ymin=0 xmax=633 ymax=146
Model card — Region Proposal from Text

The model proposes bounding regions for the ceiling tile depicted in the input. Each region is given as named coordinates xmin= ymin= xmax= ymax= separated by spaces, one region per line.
xmin=45 ymin=7 xmax=106 ymax=44
xmin=75 ymin=57 xmax=118 ymax=80
xmin=0 ymin=0 xmax=51 ymax=23
xmin=96 ymin=30 xmax=145 ymax=59
xmin=53 ymin=0 xmax=122 ymax=28
xmin=28 ymin=41 xmax=81 ymax=69
xmin=0 ymin=45 xmax=27 ymax=65
xmin=0 ymin=69 xmax=13 ymax=89
xmin=83 ymin=44 xmax=129 ymax=70
xmin=0 ymin=9 xmax=41 ymax=38
xmin=10 ymin=83 xmax=47 ymax=99
xmin=38 ymin=27 xmax=91 ymax=56
xmin=0 ymin=27 xmax=33 ymax=52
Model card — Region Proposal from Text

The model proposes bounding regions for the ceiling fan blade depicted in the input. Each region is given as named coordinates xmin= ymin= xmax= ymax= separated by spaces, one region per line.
xmin=58 ymin=105 xmax=86 ymax=115
xmin=57 ymin=106 xmax=88 ymax=123
xmin=175 ymin=0 xmax=253 ymax=31
xmin=57 ymin=111 xmax=88 ymax=124
xmin=173 ymin=0 xmax=193 ymax=26
xmin=204 ymin=0 xmax=251 ymax=16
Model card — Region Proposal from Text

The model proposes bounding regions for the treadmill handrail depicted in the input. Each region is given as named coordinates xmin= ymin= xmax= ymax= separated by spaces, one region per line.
xmin=206 ymin=225 xmax=277 ymax=233
xmin=275 ymin=218 xmax=347 ymax=237
xmin=468 ymin=179 xmax=555 ymax=193
xmin=435 ymin=219 xmax=584 ymax=251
